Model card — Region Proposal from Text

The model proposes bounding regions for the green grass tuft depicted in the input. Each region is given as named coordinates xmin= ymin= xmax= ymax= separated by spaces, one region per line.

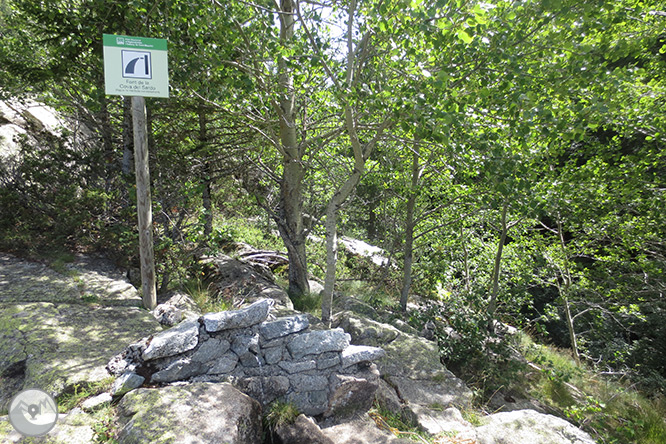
xmin=183 ymin=276 xmax=232 ymax=313
xmin=264 ymin=399 xmax=300 ymax=430
xmin=290 ymin=291 xmax=321 ymax=316
xmin=344 ymin=280 xmax=399 ymax=310
xmin=368 ymin=402 xmax=431 ymax=442
xmin=56 ymin=378 xmax=115 ymax=412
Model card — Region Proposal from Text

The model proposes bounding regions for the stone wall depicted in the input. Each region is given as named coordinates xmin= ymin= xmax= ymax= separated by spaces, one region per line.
xmin=107 ymin=299 xmax=385 ymax=416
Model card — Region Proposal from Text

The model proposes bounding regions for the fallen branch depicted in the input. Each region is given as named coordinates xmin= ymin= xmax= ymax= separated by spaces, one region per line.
xmin=238 ymin=250 xmax=289 ymax=268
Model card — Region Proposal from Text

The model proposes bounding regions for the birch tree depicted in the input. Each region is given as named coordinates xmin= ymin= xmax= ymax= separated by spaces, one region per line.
xmin=292 ymin=0 xmax=396 ymax=324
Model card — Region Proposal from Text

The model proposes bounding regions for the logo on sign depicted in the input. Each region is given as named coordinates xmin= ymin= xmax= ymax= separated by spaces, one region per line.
xmin=122 ymin=50 xmax=152 ymax=79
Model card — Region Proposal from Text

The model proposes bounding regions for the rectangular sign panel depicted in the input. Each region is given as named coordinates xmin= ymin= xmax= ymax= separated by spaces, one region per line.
xmin=103 ymin=34 xmax=169 ymax=98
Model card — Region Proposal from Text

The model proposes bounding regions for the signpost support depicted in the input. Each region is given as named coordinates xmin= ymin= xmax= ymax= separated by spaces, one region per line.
xmin=131 ymin=96 xmax=157 ymax=310
xmin=103 ymin=34 xmax=168 ymax=310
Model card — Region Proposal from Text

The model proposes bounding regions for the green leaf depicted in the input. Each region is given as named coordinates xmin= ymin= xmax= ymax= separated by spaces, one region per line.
xmin=441 ymin=113 xmax=453 ymax=125
xmin=457 ymin=29 xmax=473 ymax=44
xmin=436 ymin=70 xmax=450 ymax=84
xmin=436 ymin=19 xmax=450 ymax=31
xmin=473 ymin=4 xmax=488 ymax=25
xmin=474 ymin=14 xmax=488 ymax=25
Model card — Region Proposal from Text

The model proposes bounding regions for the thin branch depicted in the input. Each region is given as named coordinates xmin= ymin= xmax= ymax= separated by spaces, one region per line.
xmin=413 ymin=210 xmax=477 ymax=242
xmin=294 ymin=1 xmax=342 ymax=91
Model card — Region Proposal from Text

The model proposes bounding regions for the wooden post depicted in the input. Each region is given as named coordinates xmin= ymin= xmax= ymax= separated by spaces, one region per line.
xmin=131 ymin=96 xmax=157 ymax=310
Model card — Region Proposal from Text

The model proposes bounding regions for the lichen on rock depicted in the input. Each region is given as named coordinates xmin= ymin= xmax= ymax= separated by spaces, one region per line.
xmin=0 ymin=253 xmax=162 ymax=410
xmin=117 ymin=383 xmax=263 ymax=444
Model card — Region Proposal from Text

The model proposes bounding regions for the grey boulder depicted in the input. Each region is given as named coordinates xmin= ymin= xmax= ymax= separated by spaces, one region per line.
xmin=321 ymin=415 xmax=413 ymax=444
xmin=111 ymin=372 xmax=145 ymax=396
xmin=274 ymin=414 xmax=334 ymax=444
xmin=333 ymin=311 xmax=472 ymax=435
xmin=475 ymin=409 xmax=596 ymax=444
xmin=117 ymin=382 xmax=262 ymax=444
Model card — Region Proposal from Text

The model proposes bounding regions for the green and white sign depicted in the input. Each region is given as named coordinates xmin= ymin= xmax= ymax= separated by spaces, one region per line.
xmin=103 ymin=34 xmax=169 ymax=98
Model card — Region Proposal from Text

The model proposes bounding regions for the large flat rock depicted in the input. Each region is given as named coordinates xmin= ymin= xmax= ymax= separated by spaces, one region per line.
xmin=0 ymin=253 xmax=161 ymax=411
xmin=1 ymin=407 xmax=99 ymax=444
xmin=0 ymin=254 xmax=84 ymax=304
xmin=0 ymin=302 xmax=159 ymax=410
xmin=0 ymin=253 xmax=143 ymax=305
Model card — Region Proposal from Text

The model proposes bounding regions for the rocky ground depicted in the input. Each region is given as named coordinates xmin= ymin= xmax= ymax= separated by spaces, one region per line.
xmin=0 ymin=252 xmax=597 ymax=444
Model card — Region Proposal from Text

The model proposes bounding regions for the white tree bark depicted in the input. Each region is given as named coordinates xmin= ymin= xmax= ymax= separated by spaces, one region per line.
xmin=557 ymin=217 xmax=581 ymax=364
xmin=487 ymin=202 xmax=508 ymax=326
xmin=318 ymin=0 xmax=391 ymax=325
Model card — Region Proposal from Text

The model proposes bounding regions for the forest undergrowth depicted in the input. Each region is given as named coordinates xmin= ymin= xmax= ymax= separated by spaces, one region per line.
xmin=180 ymin=218 xmax=666 ymax=444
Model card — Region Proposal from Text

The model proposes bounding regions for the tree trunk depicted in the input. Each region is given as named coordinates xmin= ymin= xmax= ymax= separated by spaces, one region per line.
xmin=98 ymin=78 xmax=114 ymax=167
xmin=278 ymin=159 xmax=309 ymax=297
xmin=320 ymin=0 xmax=391 ymax=324
xmin=321 ymin=158 xmax=365 ymax=325
xmin=557 ymin=217 xmax=581 ymax=364
xmin=358 ymin=183 xmax=379 ymax=240
xmin=487 ymin=202 xmax=508 ymax=326
xmin=198 ymin=105 xmax=213 ymax=239
xmin=562 ymin=294 xmax=579 ymax=364
xmin=321 ymin=203 xmax=339 ymax=326
xmin=461 ymin=224 xmax=471 ymax=294
xmin=276 ymin=0 xmax=309 ymax=298
xmin=202 ymin=163 xmax=213 ymax=238
xmin=400 ymin=146 xmax=420 ymax=311
xmin=367 ymin=197 xmax=378 ymax=241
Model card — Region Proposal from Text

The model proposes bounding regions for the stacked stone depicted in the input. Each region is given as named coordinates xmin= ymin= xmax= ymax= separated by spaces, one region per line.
xmin=107 ymin=299 xmax=385 ymax=416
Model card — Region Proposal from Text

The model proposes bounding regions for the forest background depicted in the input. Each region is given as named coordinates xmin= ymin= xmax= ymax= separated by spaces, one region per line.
xmin=0 ymin=0 xmax=664 ymax=407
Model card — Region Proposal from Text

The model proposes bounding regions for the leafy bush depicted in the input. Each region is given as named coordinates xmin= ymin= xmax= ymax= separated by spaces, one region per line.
xmin=0 ymin=130 xmax=127 ymax=255
xmin=215 ymin=217 xmax=283 ymax=252
xmin=407 ymin=292 xmax=523 ymax=403
xmin=410 ymin=292 xmax=492 ymax=364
